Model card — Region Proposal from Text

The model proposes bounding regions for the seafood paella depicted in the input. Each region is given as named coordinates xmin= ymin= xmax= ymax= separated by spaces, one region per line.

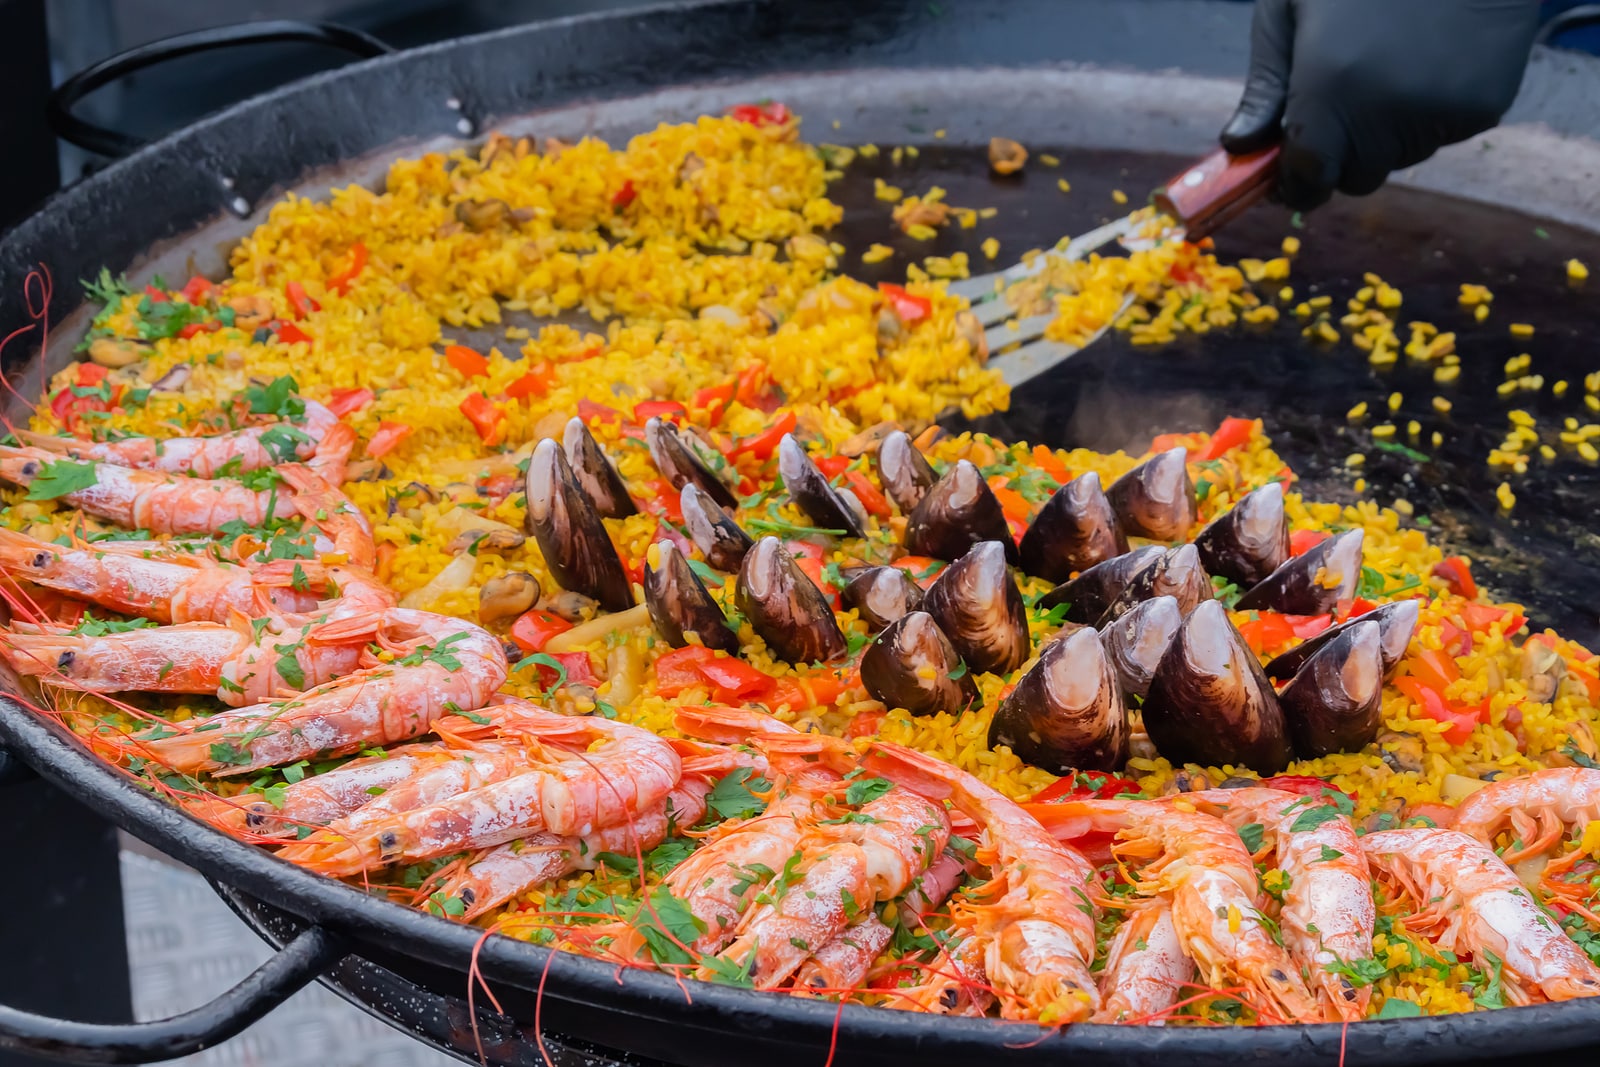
xmin=2 ymin=106 xmax=1598 ymax=1029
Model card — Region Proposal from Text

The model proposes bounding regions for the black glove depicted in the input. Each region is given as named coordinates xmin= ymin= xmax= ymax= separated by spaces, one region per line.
xmin=1221 ymin=0 xmax=1541 ymax=211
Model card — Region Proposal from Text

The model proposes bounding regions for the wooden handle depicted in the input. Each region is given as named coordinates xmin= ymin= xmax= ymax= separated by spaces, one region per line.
xmin=1153 ymin=145 xmax=1280 ymax=240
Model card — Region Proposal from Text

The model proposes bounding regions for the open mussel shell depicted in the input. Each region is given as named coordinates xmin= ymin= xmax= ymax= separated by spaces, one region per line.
xmin=643 ymin=540 xmax=740 ymax=654
xmin=922 ymin=540 xmax=1029 ymax=676
xmin=861 ymin=611 xmax=977 ymax=717
xmin=735 ymin=536 xmax=847 ymax=664
xmin=1017 ymin=471 xmax=1128 ymax=583
xmin=1192 ymin=482 xmax=1289 ymax=588
xmin=990 ymin=626 xmax=1128 ymax=773
xmin=1036 ymin=544 xmax=1164 ymax=624
xmin=841 ymin=566 xmax=924 ymax=630
xmin=562 ymin=416 xmax=637 ymax=519
xmin=1099 ymin=595 xmax=1182 ymax=699
xmin=904 ymin=459 xmax=1020 ymax=564
xmin=681 ymin=482 xmax=754 ymax=572
xmin=1142 ymin=599 xmax=1292 ymax=774
xmin=877 ymin=430 xmax=939 ymax=513
xmin=1106 ymin=447 xmax=1196 ymax=541
xmin=1096 ymin=543 xmax=1211 ymax=625
xmin=1280 ymin=620 xmax=1384 ymax=758
xmin=778 ymin=434 xmax=867 ymax=537
xmin=1234 ymin=528 xmax=1365 ymax=616
xmin=1265 ymin=598 xmax=1418 ymax=681
xmin=645 ymin=416 xmax=739 ymax=510
xmin=524 ymin=439 xmax=634 ymax=612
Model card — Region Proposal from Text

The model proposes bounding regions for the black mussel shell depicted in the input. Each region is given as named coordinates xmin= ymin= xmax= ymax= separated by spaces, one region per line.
xmin=680 ymin=482 xmax=754 ymax=573
xmin=861 ymin=611 xmax=977 ymax=717
xmin=1234 ymin=529 xmax=1365 ymax=616
xmin=1265 ymin=598 xmax=1418 ymax=681
xmin=524 ymin=439 xmax=634 ymax=612
xmin=643 ymin=540 xmax=740 ymax=654
xmin=1106 ymin=447 xmax=1196 ymax=541
xmin=646 ymin=417 xmax=739 ymax=510
xmin=1280 ymin=620 xmax=1384 ymax=758
xmin=989 ymin=627 xmax=1128 ymax=773
xmin=904 ymin=460 xmax=1020 ymax=564
xmin=778 ymin=434 xmax=867 ymax=537
xmin=1099 ymin=595 xmax=1183 ymax=698
xmin=1141 ymin=599 xmax=1292 ymax=774
xmin=1097 ymin=543 xmax=1211 ymax=625
xmin=877 ymin=430 xmax=939 ymax=513
xmin=1017 ymin=471 xmax=1129 ymax=584
xmin=1036 ymin=545 xmax=1164 ymax=624
xmin=841 ymin=566 xmax=925 ymax=630
xmin=1192 ymin=482 xmax=1289 ymax=588
xmin=922 ymin=540 xmax=1029 ymax=676
xmin=736 ymin=536 xmax=847 ymax=664
xmin=563 ymin=416 xmax=637 ymax=519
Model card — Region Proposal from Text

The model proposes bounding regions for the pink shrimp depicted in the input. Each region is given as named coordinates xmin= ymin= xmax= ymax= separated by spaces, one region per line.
xmin=273 ymin=460 xmax=375 ymax=569
xmin=1092 ymin=901 xmax=1193 ymax=1024
xmin=1453 ymin=767 xmax=1600 ymax=863
xmin=792 ymin=914 xmax=894 ymax=996
xmin=203 ymin=746 xmax=448 ymax=837
xmin=884 ymin=933 xmax=993 ymax=1016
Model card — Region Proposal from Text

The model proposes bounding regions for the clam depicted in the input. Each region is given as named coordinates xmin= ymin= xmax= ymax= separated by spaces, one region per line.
xmin=735 ymin=536 xmax=846 ymax=664
xmin=643 ymin=540 xmax=740 ymax=654
xmin=681 ymin=483 xmax=754 ymax=572
xmin=904 ymin=460 xmax=1019 ymax=564
xmin=841 ymin=566 xmax=925 ymax=630
xmin=646 ymin=416 xmax=738 ymax=509
xmin=778 ymin=434 xmax=867 ymax=537
xmin=524 ymin=438 xmax=634 ymax=612
xmin=876 ymin=430 xmax=939 ymax=513
xmin=989 ymin=627 xmax=1128 ymax=773
xmin=563 ymin=416 xmax=637 ymax=519
xmin=1106 ymin=447 xmax=1196 ymax=541
xmin=922 ymin=541 xmax=1029 ymax=676
xmin=860 ymin=611 xmax=976 ymax=717
xmin=1235 ymin=528 xmax=1365 ymax=616
xmin=1097 ymin=543 xmax=1211 ymax=625
xmin=1279 ymin=620 xmax=1384 ymax=758
xmin=1099 ymin=595 xmax=1183 ymax=698
xmin=1036 ymin=545 xmax=1164 ymax=624
xmin=1017 ymin=471 xmax=1128 ymax=583
xmin=1264 ymin=598 xmax=1419 ymax=681
xmin=1192 ymin=482 xmax=1289 ymax=588
xmin=1141 ymin=599 xmax=1292 ymax=774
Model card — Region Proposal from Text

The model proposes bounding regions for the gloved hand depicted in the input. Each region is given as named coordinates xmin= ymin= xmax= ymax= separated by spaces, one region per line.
xmin=1221 ymin=0 xmax=1542 ymax=211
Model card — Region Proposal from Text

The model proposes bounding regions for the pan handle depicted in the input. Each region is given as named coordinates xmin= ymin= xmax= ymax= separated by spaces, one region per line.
xmin=48 ymin=20 xmax=395 ymax=159
xmin=0 ymin=925 xmax=345 ymax=1064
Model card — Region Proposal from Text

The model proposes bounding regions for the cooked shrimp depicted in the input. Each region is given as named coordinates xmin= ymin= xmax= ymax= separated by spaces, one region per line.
xmin=1093 ymin=901 xmax=1193 ymax=1024
xmin=1454 ymin=768 xmax=1600 ymax=863
xmin=884 ymin=932 xmax=993 ymax=1016
xmin=206 ymin=746 xmax=446 ymax=837
xmin=273 ymin=461 xmax=375 ymax=569
xmin=1363 ymin=828 xmax=1600 ymax=1004
xmin=792 ymin=914 xmax=894 ymax=996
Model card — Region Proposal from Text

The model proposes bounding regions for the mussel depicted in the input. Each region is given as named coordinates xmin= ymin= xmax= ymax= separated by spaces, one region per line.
xmin=922 ymin=541 xmax=1029 ymax=676
xmin=1279 ymin=620 xmax=1384 ymax=758
xmin=904 ymin=460 xmax=1020 ymax=564
xmin=778 ymin=434 xmax=867 ymax=537
xmin=646 ymin=417 xmax=738 ymax=509
xmin=736 ymin=536 xmax=847 ymax=664
xmin=1099 ymin=594 xmax=1183 ymax=698
xmin=861 ymin=611 xmax=977 ymax=717
xmin=877 ymin=430 xmax=939 ymax=513
xmin=643 ymin=539 xmax=740 ymax=654
xmin=989 ymin=627 xmax=1128 ymax=773
xmin=1264 ymin=598 xmax=1419 ymax=681
xmin=841 ymin=566 xmax=925 ymax=630
xmin=1106 ymin=447 xmax=1196 ymax=541
xmin=1141 ymin=599 xmax=1292 ymax=774
xmin=1192 ymin=482 xmax=1289 ymax=588
xmin=524 ymin=438 xmax=634 ymax=612
xmin=1017 ymin=471 xmax=1128 ymax=583
xmin=1097 ymin=543 xmax=1211 ymax=625
xmin=1036 ymin=545 xmax=1164 ymax=624
xmin=681 ymin=483 xmax=754 ymax=572
xmin=563 ymin=416 xmax=637 ymax=519
xmin=1234 ymin=528 xmax=1365 ymax=616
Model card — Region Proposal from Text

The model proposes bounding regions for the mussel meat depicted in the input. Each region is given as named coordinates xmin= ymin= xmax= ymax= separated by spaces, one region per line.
xmin=736 ymin=536 xmax=847 ymax=664
xmin=778 ymin=434 xmax=867 ymax=537
xmin=1141 ymin=599 xmax=1292 ymax=774
xmin=524 ymin=439 xmax=634 ymax=612
xmin=1036 ymin=545 xmax=1164 ymax=624
xmin=904 ymin=460 xmax=1019 ymax=564
xmin=1192 ymin=482 xmax=1289 ymax=588
xmin=643 ymin=539 xmax=740 ymax=654
xmin=861 ymin=611 xmax=977 ymax=717
xmin=922 ymin=540 xmax=1029 ymax=676
xmin=646 ymin=416 xmax=739 ymax=510
xmin=876 ymin=430 xmax=940 ymax=513
xmin=1265 ymin=598 xmax=1419 ymax=681
xmin=841 ymin=566 xmax=925 ymax=630
xmin=1097 ymin=543 xmax=1211 ymax=625
xmin=989 ymin=627 xmax=1128 ymax=773
xmin=1106 ymin=447 xmax=1196 ymax=541
xmin=563 ymin=416 xmax=638 ymax=519
xmin=1279 ymin=620 xmax=1384 ymax=758
xmin=1099 ymin=595 xmax=1182 ymax=698
xmin=1017 ymin=471 xmax=1128 ymax=583
xmin=681 ymin=482 xmax=754 ymax=572
xmin=1234 ymin=528 xmax=1365 ymax=616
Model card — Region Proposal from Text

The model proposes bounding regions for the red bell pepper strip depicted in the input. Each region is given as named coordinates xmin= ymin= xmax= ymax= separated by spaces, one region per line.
xmin=653 ymin=645 xmax=718 ymax=696
xmin=611 ymin=179 xmax=637 ymax=208
xmin=989 ymin=480 xmax=1031 ymax=524
xmin=1431 ymin=556 xmax=1477 ymax=599
xmin=526 ymin=650 xmax=599 ymax=690
xmin=1394 ymin=677 xmax=1479 ymax=746
xmin=285 ymin=281 xmax=319 ymax=319
xmin=1238 ymin=612 xmax=1297 ymax=654
xmin=878 ymin=282 xmax=932 ymax=323
xmin=1461 ymin=602 xmax=1525 ymax=636
xmin=326 ymin=243 xmax=368 ymax=295
xmin=76 ymin=363 xmax=109 ymax=387
xmin=1194 ymin=417 xmax=1256 ymax=462
xmin=445 ymin=344 xmax=490 ymax=378
xmin=728 ymin=101 xmax=791 ymax=126
xmin=815 ymin=455 xmax=850 ymax=480
xmin=1406 ymin=648 xmax=1461 ymax=692
xmin=176 ymin=321 xmax=220 ymax=340
xmin=734 ymin=363 xmax=770 ymax=407
xmin=693 ymin=378 xmax=738 ymax=423
xmin=1259 ymin=776 xmax=1354 ymax=805
xmin=364 ymin=421 xmax=414 ymax=458
xmin=327 ymin=387 xmax=375 ymax=418
xmin=459 ymin=393 xmax=505 ymax=444
xmin=1031 ymin=771 xmax=1142 ymax=803
xmin=510 ymin=610 xmax=574 ymax=653
xmin=143 ymin=284 xmax=169 ymax=303
xmin=1289 ymin=529 xmax=1329 ymax=556
xmin=696 ymin=656 xmax=775 ymax=702
xmin=733 ymin=410 xmax=798 ymax=460
xmin=1285 ymin=613 xmax=1334 ymax=640
xmin=634 ymin=399 xmax=687 ymax=422
xmin=843 ymin=471 xmax=891 ymax=519
xmin=577 ymin=398 xmax=623 ymax=425
xmin=770 ymin=672 xmax=855 ymax=710
xmin=890 ymin=556 xmax=946 ymax=589
xmin=178 ymin=276 xmax=214 ymax=304
xmin=641 ymin=480 xmax=685 ymax=524
xmin=275 ymin=322 xmax=312 ymax=345
xmin=506 ymin=362 xmax=556 ymax=401
xmin=1030 ymin=444 xmax=1072 ymax=486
